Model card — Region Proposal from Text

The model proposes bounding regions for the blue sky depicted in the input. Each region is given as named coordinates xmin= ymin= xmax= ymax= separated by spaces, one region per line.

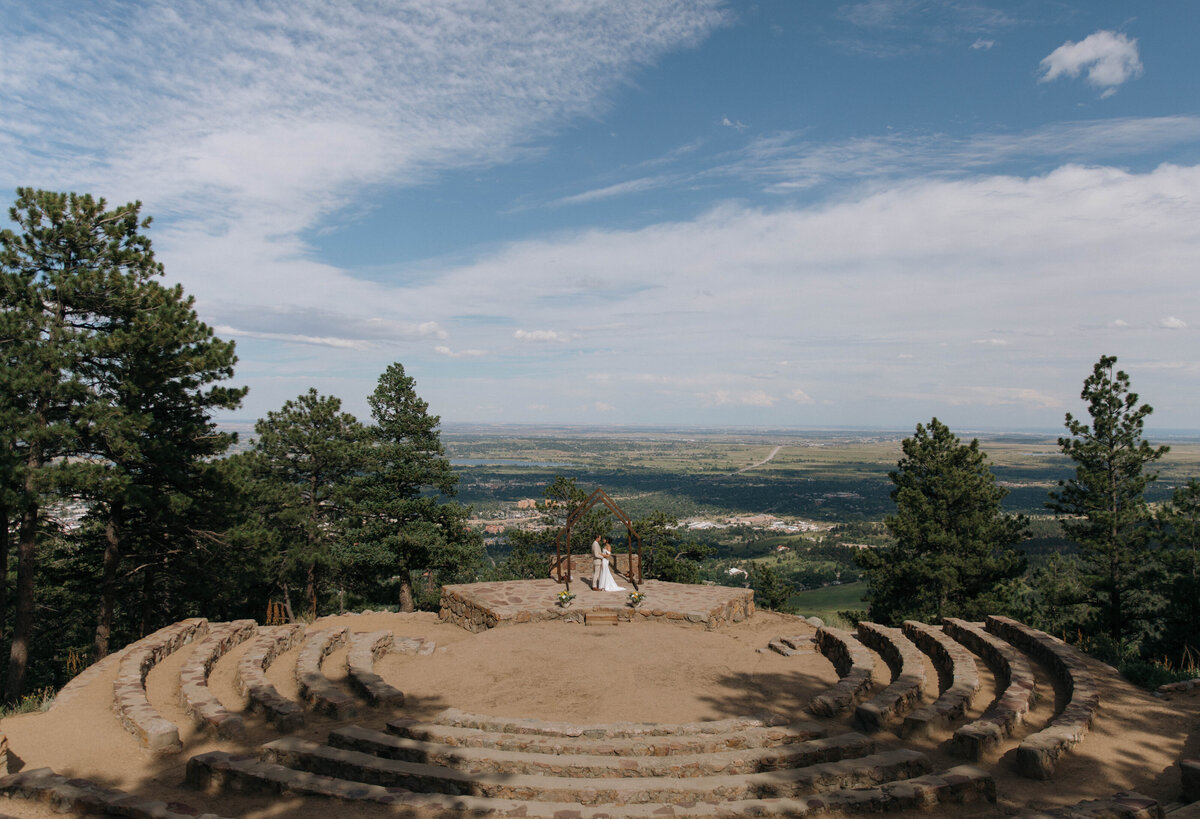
xmin=3 ymin=1 xmax=1199 ymax=431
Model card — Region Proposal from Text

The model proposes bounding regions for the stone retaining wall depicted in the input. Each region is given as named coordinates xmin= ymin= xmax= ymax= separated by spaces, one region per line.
xmin=112 ymin=617 xmax=208 ymax=753
xmin=0 ymin=767 xmax=230 ymax=819
xmin=987 ymin=615 xmax=1100 ymax=780
xmin=551 ymin=553 xmax=641 ymax=583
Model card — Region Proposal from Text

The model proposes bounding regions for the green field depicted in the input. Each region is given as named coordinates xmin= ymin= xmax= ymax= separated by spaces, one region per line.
xmin=786 ymin=581 xmax=867 ymax=625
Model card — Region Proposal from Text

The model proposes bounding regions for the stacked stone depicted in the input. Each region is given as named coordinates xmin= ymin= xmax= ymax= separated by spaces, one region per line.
xmin=112 ymin=617 xmax=208 ymax=753
xmin=1016 ymin=790 xmax=1162 ymax=818
xmin=901 ymin=620 xmax=981 ymax=737
xmin=852 ymin=622 xmax=926 ymax=733
xmin=808 ymin=626 xmax=877 ymax=717
xmin=235 ymin=623 xmax=306 ymax=732
xmin=943 ymin=617 xmax=1038 ymax=761
xmin=345 ymin=630 xmax=405 ymax=706
xmin=987 ymin=615 xmax=1100 ymax=780
xmin=295 ymin=627 xmax=357 ymax=719
xmin=0 ymin=767 xmax=232 ymax=819
xmin=179 ymin=619 xmax=258 ymax=740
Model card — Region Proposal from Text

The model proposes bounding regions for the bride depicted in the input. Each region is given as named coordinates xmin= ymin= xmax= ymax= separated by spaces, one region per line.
xmin=596 ymin=538 xmax=625 ymax=592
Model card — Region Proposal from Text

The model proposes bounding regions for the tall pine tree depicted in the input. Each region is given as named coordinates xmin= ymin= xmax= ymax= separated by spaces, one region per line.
xmin=342 ymin=363 xmax=480 ymax=611
xmin=857 ymin=418 xmax=1027 ymax=624
xmin=1048 ymin=355 xmax=1167 ymax=643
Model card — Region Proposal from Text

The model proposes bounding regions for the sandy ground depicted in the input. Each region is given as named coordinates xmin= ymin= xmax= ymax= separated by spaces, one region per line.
xmin=0 ymin=609 xmax=1197 ymax=818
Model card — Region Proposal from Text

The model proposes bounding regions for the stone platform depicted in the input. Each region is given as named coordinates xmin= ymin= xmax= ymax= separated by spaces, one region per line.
xmin=439 ymin=579 xmax=754 ymax=633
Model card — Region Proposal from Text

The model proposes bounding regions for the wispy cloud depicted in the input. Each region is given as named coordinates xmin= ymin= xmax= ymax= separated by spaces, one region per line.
xmin=1160 ymin=316 xmax=1188 ymax=330
xmin=514 ymin=329 xmax=578 ymax=343
xmin=1039 ymin=30 xmax=1143 ymax=97
xmin=434 ymin=346 xmax=490 ymax=358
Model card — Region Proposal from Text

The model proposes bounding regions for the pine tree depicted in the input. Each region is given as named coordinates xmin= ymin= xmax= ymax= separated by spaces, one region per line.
xmin=342 ymin=363 xmax=481 ymax=611
xmin=1048 ymin=355 xmax=1167 ymax=643
xmin=857 ymin=418 xmax=1027 ymax=624
xmin=247 ymin=389 xmax=366 ymax=618
xmin=0 ymin=189 xmax=246 ymax=688
xmin=1151 ymin=480 xmax=1200 ymax=663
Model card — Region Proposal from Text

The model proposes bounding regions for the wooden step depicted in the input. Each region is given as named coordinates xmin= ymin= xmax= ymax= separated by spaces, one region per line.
xmin=586 ymin=612 xmax=619 ymax=625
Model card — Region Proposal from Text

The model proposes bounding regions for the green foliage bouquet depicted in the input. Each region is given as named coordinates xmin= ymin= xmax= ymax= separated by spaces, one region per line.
xmin=628 ymin=591 xmax=645 ymax=608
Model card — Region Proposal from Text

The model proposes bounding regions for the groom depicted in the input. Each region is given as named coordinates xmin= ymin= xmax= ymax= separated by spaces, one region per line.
xmin=591 ymin=536 xmax=604 ymax=590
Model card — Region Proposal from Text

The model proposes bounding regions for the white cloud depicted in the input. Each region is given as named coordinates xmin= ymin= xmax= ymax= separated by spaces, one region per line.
xmin=1109 ymin=319 xmax=1131 ymax=328
xmin=1160 ymin=316 xmax=1188 ymax=330
xmin=721 ymin=116 xmax=747 ymax=131
xmin=788 ymin=389 xmax=815 ymax=404
xmin=1039 ymin=31 xmax=1143 ymax=97
xmin=970 ymin=39 xmax=994 ymax=51
xmin=972 ymin=338 xmax=1008 ymax=345
xmin=514 ymin=329 xmax=578 ymax=343
xmin=434 ymin=346 xmax=489 ymax=358
xmin=704 ymin=390 xmax=776 ymax=407
xmin=211 ymin=325 xmax=368 ymax=350
xmin=594 ymin=401 xmax=616 ymax=412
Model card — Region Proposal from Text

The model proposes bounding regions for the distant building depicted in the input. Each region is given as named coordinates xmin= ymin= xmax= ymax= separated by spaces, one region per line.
xmin=517 ymin=499 xmax=538 ymax=509
xmin=726 ymin=567 xmax=748 ymax=577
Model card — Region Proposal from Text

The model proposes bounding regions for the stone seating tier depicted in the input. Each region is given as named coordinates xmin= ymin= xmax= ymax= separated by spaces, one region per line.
xmin=808 ymin=626 xmax=876 ymax=717
xmin=986 ymin=615 xmax=1101 ymax=780
xmin=235 ymin=623 xmax=307 ymax=732
xmin=942 ymin=617 xmax=1039 ymax=761
xmin=852 ymin=622 xmax=927 ymax=733
xmin=901 ymin=620 xmax=981 ymax=737
xmin=112 ymin=617 xmax=208 ymax=753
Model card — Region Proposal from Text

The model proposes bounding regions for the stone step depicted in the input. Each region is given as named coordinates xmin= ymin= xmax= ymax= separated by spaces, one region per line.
xmin=260 ymin=737 xmax=931 ymax=803
xmin=769 ymin=640 xmax=801 ymax=656
xmin=781 ymin=634 xmax=817 ymax=652
xmin=331 ymin=724 xmax=875 ymax=777
xmin=386 ymin=715 xmax=828 ymax=756
xmin=853 ymin=622 xmax=926 ymax=734
xmin=1017 ymin=790 xmax=1162 ymax=818
xmin=187 ymin=750 xmax=993 ymax=816
xmin=427 ymin=707 xmax=790 ymax=738
xmin=809 ymin=626 xmax=877 ymax=717
xmin=0 ymin=767 xmax=232 ymax=819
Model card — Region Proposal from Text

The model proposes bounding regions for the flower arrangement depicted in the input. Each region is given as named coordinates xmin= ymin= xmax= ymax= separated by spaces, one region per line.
xmin=628 ymin=590 xmax=645 ymax=608
xmin=556 ymin=589 xmax=576 ymax=607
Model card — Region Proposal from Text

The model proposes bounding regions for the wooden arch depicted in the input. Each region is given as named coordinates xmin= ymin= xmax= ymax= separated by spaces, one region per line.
xmin=552 ymin=488 xmax=642 ymax=592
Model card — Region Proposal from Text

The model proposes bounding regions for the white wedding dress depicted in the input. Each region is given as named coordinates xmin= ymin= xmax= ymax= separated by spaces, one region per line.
xmin=596 ymin=554 xmax=625 ymax=592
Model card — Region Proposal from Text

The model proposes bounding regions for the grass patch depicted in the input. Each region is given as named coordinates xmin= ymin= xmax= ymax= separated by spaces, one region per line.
xmin=787 ymin=581 xmax=866 ymax=624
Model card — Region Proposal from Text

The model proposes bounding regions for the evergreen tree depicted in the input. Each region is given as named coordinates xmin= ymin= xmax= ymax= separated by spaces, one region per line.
xmin=342 ymin=363 xmax=481 ymax=611
xmin=1048 ymin=355 xmax=1168 ymax=643
xmin=630 ymin=510 xmax=712 ymax=583
xmin=1150 ymin=480 xmax=1200 ymax=663
xmin=247 ymin=389 xmax=366 ymax=618
xmin=0 ymin=189 xmax=242 ymax=695
xmin=856 ymin=418 xmax=1027 ymax=624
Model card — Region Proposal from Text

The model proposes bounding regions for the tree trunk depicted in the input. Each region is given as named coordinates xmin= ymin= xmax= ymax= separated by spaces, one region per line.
xmin=0 ymin=501 xmax=8 ymax=649
xmin=93 ymin=500 xmax=123 ymax=661
xmin=139 ymin=563 xmax=155 ymax=638
xmin=281 ymin=582 xmax=295 ymax=623
xmin=398 ymin=567 xmax=415 ymax=613
xmin=306 ymin=563 xmax=316 ymax=618
xmin=5 ymin=499 xmax=37 ymax=702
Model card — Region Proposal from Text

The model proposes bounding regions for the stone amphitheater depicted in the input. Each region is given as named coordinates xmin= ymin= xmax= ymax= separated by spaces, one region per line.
xmin=1 ymin=577 xmax=1199 ymax=818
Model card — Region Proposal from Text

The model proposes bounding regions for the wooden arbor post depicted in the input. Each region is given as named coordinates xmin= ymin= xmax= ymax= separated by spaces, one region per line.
xmin=553 ymin=488 xmax=643 ymax=592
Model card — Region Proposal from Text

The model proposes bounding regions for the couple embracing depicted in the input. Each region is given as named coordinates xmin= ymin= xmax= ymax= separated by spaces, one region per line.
xmin=590 ymin=536 xmax=625 ymax=592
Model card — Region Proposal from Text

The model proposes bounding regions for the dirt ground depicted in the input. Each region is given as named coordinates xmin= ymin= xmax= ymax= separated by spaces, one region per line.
xmin=1 ymin=609 xmax=1198 ymax=818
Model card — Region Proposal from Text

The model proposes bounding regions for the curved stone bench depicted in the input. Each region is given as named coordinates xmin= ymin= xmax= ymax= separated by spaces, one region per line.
xmin=345 ymin=630 xmax=405 ymax=706
xmin=0 ymin=767 xmax=232 ymax=818
xmin=808 ymin=626 xmax=876 ymax=717
xmin=235 ymin=623 xmax=306 ymax=732
xmin=332 ymin=724 xmax=875 ymax=777
xmin=852 ymin=622 xmax=926 ymax=733
xmin=179 ymin=619 xmax=257 ymax=740
xmin=943 ymin=618 xmax=1038 ymax=761
xmin=987 ymin=615 xmax=1100 ymax=780
xmin=260 ymin=736 xmax=931 ymax=802
xmin=295 ymin=626 xmax=357 ymax=718
xmin=388 ymin=714 xmax=828 ymax=756
xmin=901 ymin=620 xmax=981 ymax=737
xmin=187 ymin=750 xmax=993 ymax=816
xmin=112 ymin=617 xmax=208 ymax=753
